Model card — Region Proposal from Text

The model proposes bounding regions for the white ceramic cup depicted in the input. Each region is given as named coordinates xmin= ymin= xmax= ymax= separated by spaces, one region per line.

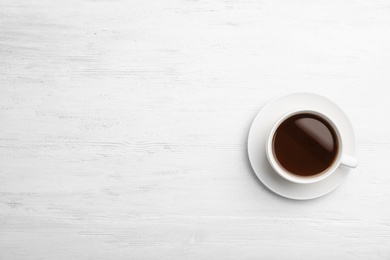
xmin=265 ymin=109 xmax=358 ymax=184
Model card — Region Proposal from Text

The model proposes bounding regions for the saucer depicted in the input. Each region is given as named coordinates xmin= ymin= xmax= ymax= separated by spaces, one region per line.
xmin=247 ymin=93 xmax=356 ymax=200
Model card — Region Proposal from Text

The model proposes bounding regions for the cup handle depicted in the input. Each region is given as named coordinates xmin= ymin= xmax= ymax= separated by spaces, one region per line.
xmin=341 ymin=154 xmax=358 ymax=168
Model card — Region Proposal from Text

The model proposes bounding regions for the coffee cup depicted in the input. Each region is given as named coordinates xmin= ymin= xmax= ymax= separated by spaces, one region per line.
xmin=265 ymin=109 xmax=358 ymax=184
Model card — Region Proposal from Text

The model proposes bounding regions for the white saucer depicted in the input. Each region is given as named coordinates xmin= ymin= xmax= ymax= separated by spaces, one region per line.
xmin=247 ymin=93 xmax=356 ymax=200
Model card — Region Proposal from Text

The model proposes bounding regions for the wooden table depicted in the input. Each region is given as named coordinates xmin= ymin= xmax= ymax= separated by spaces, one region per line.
xmin=1 ymin=0 xmax=390 ymax=259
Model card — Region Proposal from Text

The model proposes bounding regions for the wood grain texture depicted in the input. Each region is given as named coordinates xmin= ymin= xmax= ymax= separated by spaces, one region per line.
xmin=1 ymin=0 xmax=390 ymax=259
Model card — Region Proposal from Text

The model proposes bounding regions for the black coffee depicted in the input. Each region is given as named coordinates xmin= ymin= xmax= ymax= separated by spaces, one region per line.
xmin=272 ymin=113 xmax=339 ymax=176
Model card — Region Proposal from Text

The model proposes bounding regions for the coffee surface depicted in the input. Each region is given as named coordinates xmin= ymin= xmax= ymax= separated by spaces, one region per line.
xmin=273 ymin=113 xmax=338 ymax=176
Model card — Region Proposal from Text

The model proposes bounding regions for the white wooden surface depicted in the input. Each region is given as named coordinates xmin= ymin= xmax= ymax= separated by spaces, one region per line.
xmin=1 ymin=0 xmax=390 ymax=259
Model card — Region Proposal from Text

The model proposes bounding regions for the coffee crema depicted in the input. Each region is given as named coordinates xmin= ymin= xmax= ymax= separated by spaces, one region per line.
xmin=272 ymin=113 xmax=339 ymax=176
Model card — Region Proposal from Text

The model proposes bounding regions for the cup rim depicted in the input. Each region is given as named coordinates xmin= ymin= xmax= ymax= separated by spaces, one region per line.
xmin=265 ymin=109 xmax=343 ymax=184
